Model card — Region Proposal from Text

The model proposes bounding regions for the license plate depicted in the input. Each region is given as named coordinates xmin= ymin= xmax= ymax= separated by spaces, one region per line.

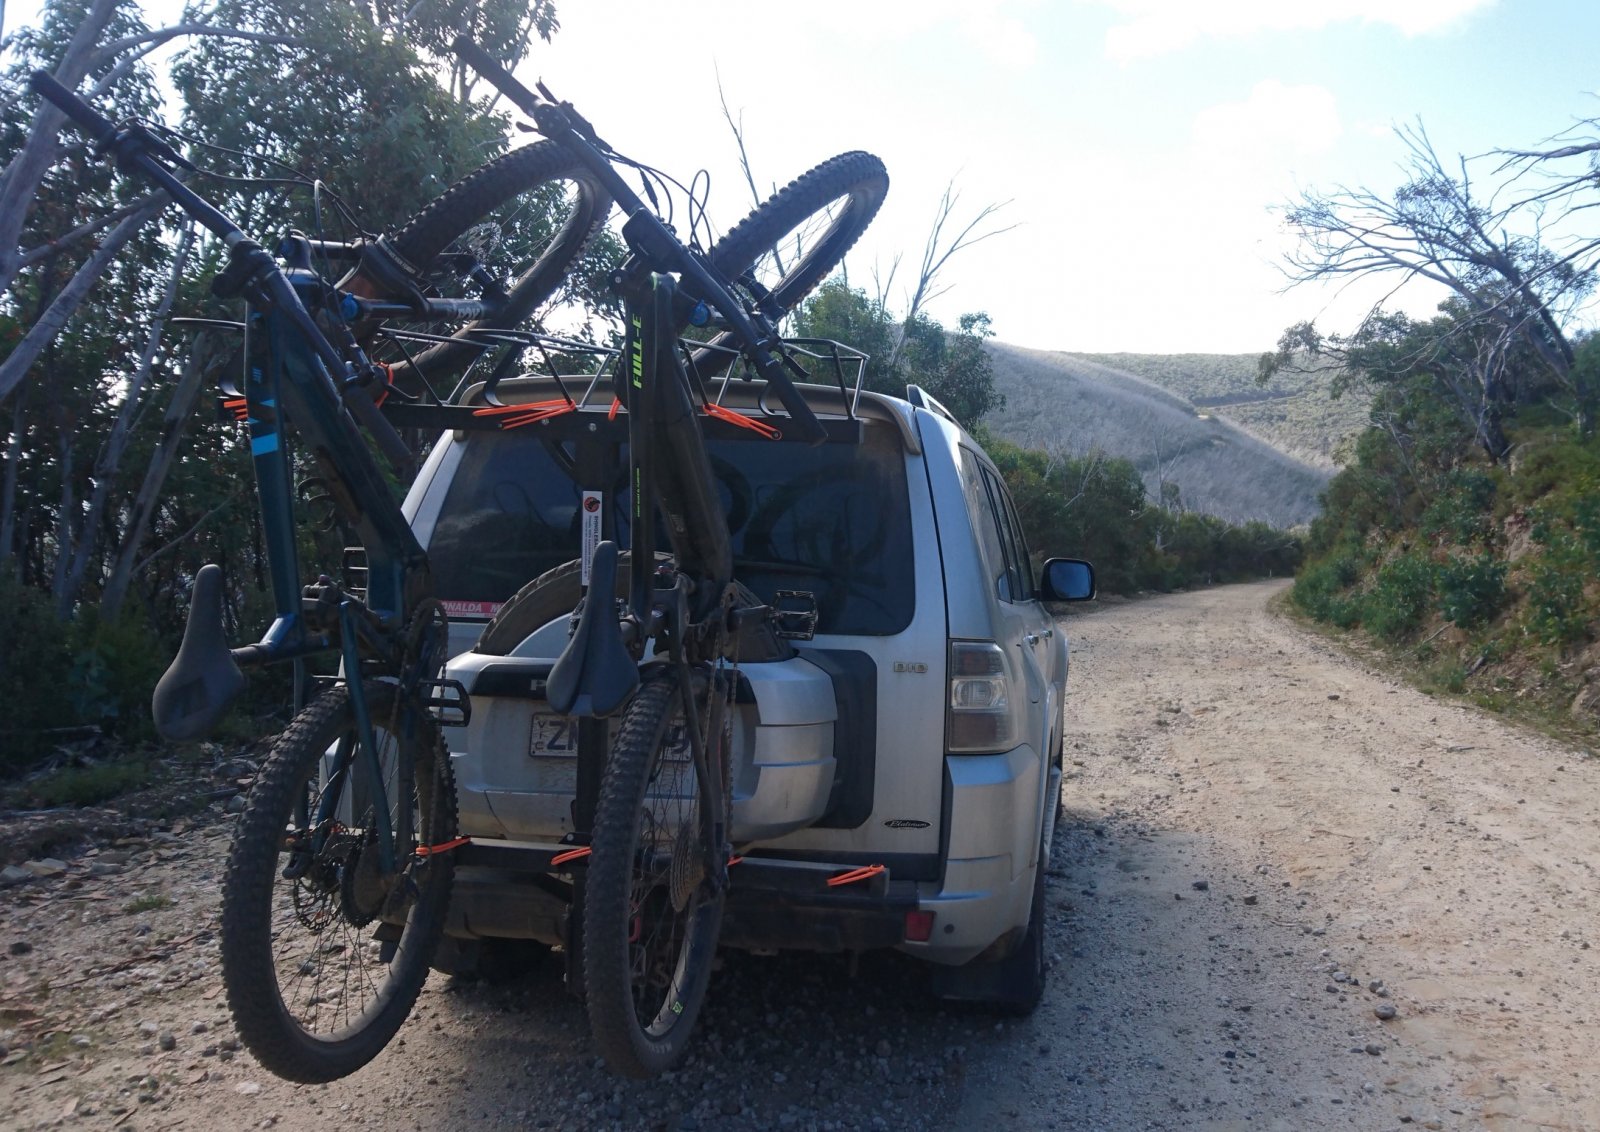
xmin=527 ymin=713 xmax=693 ymax=761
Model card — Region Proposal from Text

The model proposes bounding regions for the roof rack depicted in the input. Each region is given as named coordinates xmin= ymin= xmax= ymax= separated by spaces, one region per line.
xmin=370 ymin=322 xmax=870 ymax=427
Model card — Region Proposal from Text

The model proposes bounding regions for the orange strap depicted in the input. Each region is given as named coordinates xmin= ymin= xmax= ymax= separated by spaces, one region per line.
xmin=726 ymin=855 xmax=744 ymax=867
xmin=471 ymin=398 xmax=576 ymax=430
xmin=825 ymin=864 xmax=886 ymax=888
xmin=608 ymin=396 xmax=621 ymax=420
xmin=551 ymin=846 xmax=591 ymax=866
xmin=371 ymin=363 xmax=394 ymax=408
xmin=498 ymin=402 xmax=576 ymax=430
xmin=222 ymin=397 xmax=248 ymax=422
xmin=704 ymin=402 xmax=781 ymax=439
xmin=415 ymin=836 xmax=471 ymax=857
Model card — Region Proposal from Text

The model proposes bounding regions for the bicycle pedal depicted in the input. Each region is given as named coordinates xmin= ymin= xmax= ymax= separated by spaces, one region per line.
xmin=419 ymin=678 xmax=471 ymax=727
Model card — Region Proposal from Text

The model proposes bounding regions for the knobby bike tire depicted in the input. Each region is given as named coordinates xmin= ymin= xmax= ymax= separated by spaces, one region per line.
xmin=475 ymin=553 xmax=637 ymax=657
xmin=219 ymin=683 xmax=457 ymax=1083
xmin=709 ymin=151 xmax=889 ymax=315
xmin=348 ymin=140 xmax=612 ymax=381
xmin=583 ymin=668 xmax=727 ymax=1078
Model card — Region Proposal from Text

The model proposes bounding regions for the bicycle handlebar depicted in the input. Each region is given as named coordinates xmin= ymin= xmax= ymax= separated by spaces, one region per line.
xmin=29 ymin=70 xmax=416 ymax=473
xmin=30 ymin=70 xmax=117 ymax=145
xmin=449 ymin=38 xmax=828 ymax=446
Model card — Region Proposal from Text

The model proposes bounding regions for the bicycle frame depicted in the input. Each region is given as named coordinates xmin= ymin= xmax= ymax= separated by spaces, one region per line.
xmin=27 ymin=71 xmax=471 ymax=867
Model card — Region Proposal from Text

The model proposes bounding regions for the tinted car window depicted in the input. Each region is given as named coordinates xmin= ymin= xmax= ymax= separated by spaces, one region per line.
xmin=427 ymin=421 xmax=915 ymax=635
xmin=959 ymin=447 xmax=1011 ymax=601
xmin=426 ymin=432 xmax=582 ymax=607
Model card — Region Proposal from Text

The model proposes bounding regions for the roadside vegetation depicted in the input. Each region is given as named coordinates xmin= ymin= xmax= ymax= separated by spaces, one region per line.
xmin=1270 ymin=117 xmax=1600 ymax=745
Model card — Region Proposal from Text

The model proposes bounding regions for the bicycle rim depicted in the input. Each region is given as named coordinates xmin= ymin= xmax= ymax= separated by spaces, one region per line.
xmin=345 ymin=140 xmax=612 ymax=392
xmin=709 ymin=150 xmax=889 ymax=317
xmin=219 ymin=683 xmax=456 ymax=1083
xmin=584 ymin=669 xmax=725 ymax=1078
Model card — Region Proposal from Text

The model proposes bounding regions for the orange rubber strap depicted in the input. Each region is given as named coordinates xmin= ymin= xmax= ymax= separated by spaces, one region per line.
xmin=726 ymin=855 xmax=744 ymax=867
xmin=551 ymin=846 xmax=592 ymax=866
xmin=471 ymin=398 xmax=571 ymax=417
xmin=608 ymin=396 xmax=621 ymax=420
xmin=704 ymin=401 xmax=781 ymax=439
xmin=498 ymin=401 xmax=577 ymax=430
xmin=825 ymin=863 xmax=886 ymax=888
xmin=372 ymin=363 xmax=394 ymax=408
xmin=415 ymin=836 xmax=471 ymax=857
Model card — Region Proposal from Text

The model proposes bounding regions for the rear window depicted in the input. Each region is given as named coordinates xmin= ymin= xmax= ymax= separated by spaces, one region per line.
xmin=426 ymin=420 xmax=915 ymax=635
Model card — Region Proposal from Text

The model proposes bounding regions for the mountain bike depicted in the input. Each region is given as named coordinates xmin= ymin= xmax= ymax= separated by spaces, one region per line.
xmin=26 ymin=70 xmax=617 ymax=1081
xmin=31 ymin=41 xmax=886 ymax=1080
xmin=445 ymin=38 xmax=888 ymax=1077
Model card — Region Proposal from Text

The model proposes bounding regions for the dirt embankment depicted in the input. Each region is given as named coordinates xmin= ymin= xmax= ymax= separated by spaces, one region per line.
xmin=3 ymin=581 xmax=1598 ymax=1131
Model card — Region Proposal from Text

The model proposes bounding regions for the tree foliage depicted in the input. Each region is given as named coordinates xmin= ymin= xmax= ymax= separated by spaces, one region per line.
xmin=0 ymin=0 xmax=582 ymax=767
xmin=1274 ymin=120 xmax=1598 ymax=438
xmin=795 ymin=278 xmax=1004 ymax=427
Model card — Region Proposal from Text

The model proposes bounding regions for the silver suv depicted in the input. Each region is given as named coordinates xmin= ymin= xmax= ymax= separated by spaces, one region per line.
xmin=400 ymin=375 xmax=1094 ymax=1010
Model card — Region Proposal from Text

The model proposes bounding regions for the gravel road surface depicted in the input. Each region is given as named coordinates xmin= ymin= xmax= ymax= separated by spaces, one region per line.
xmin=3 ymin=581 xmax=1596 ymax=1131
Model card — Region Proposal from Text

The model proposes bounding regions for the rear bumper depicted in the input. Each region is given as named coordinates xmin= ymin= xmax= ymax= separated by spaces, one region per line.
xmin=441 ymin=843 xmax=915 ymax=953
xmin=901 ymin=744 xmax=1043 ymax=965
xmin=443 ymin=739 xmax=1046 ymax=964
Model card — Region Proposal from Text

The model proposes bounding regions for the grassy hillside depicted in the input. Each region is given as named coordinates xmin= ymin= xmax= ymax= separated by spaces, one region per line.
xmin=1068 ymin=351 xmax=1370 ymax=469
xmin=982 ymin=342 xmax=1333 ymax=529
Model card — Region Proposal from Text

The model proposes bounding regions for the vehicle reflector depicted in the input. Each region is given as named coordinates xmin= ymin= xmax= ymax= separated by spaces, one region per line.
xmin=904 ymin=909 xmax=935 ymax=942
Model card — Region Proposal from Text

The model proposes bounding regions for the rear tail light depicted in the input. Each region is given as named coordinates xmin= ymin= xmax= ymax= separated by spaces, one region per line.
xmin=946 ymin=640 xmax=1014 ymax=753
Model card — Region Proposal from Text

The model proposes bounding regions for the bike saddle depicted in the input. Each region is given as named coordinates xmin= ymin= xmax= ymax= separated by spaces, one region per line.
xmin=546 ymin=541 xmax=639 ymax=717
xmin=152 ymin=563 xmax=245 ymax=741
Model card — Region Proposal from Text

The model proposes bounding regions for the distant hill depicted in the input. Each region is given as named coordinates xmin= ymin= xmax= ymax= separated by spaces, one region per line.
xmin=1067 ymin=351 xmax=1370 ymax=470
xmin=981 ymin=343 xmax=1366 ymax=529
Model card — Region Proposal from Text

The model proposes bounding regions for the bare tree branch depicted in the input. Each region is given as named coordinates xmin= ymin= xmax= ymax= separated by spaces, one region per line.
xmin=16 ymin=190 xmax=165 ymax=270
xmin=0 ymin=195 xmax=168 ymax=405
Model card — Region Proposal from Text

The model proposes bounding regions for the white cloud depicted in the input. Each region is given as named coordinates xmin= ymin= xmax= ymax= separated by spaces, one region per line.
xmin=1191 ymin=80 xmax=1343 ymax=160
xmin=1096 ymin=0 xmax=1497 ymax=62
xmin=755 ymin=0 xmax=1039 ymax=66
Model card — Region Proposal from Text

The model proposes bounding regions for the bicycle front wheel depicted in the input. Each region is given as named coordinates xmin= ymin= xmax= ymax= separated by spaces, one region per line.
xmin=583 ymin=668 xmax=727 ymax=1078
xmin=347 ymin=140 xmax=612 ymax=385
xmin=709 ymin=150 xmax=889 ymax=316
xmin=219 ymin=683 xmax=457 ymax=1083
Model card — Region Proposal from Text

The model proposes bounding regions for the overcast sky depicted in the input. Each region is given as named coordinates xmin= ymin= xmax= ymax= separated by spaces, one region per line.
xmin=8 ymin=0 xmax=1600 ymax=353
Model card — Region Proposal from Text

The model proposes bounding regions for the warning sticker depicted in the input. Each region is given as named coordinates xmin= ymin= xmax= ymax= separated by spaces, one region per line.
xmin=580 ymin=490 xmax=602 ymax=586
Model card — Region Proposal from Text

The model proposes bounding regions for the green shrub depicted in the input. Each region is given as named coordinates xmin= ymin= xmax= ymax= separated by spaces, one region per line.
xmin=1362 ymin=553 xmax=1434 ymax=641
xmin=27 ymin=760 xmax=154 ymax=807
xmin=0 ymin=569 xmax=77 ymax=772
xmin=1292 ymin=550 xmax=1363 ymax=627
xmin=1420 ymin=470 xmax=1496 ymax=545
xmin=1525 ymin=557 xmax=1589 ymax=646
xmin=1436 ymin=553 xmax=1507 ymax=629
xmin=66 ymin=610 xmax=167 ymax=741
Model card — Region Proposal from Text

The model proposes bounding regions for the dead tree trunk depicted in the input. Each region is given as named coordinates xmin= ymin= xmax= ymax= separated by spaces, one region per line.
xmin=0 ymin=0 xmax=121 ymax=302
xmin=55 ymin=225 xmax=194 ymax=616
xmin=0 ymin=195 xmax=167 ymax=406
xmin=0 ymin=390 xmax=26 ymax=562
xmin=99 ymin=337 xmax=212 ymax=621
xmin=48 ymin=427 xmax=74 ymax=608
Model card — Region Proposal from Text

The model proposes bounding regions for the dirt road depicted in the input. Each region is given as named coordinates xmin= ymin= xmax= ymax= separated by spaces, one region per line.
xmin=3 ymin=581 xmax=1597 ymax=1130
xmin=960 ymin=581 xmax=1600 ymax=1131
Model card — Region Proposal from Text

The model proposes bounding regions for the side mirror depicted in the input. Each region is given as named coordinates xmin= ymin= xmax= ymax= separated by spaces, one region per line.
xmin=1040 ymin=558 xmax=1095 ymax=602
